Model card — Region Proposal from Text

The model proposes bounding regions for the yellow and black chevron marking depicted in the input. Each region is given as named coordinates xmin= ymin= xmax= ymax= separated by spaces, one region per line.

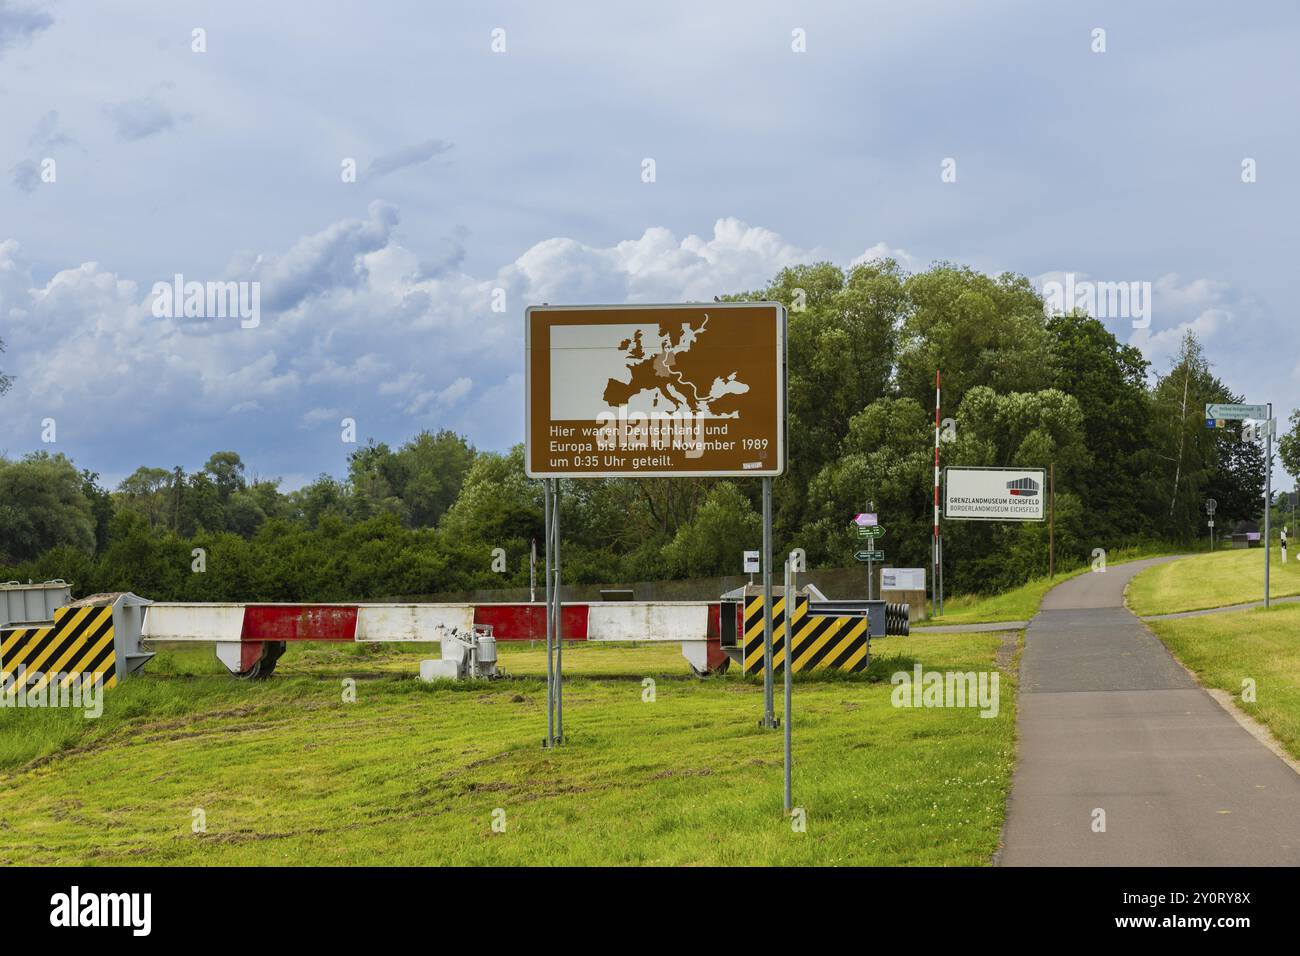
xmin=742 ymin=596 xmax=869 ymax=675
xmin=0 ymin=604 xmax=116 ymax=694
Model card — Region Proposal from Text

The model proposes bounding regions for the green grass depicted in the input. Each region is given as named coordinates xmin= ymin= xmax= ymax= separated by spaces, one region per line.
xmin=927 ymin=573 xmax=1075 ymax=625
xmin=1127 ymin=547 xmax=1300 ymax=616
xmin=927 ymin=545 xmax=1184 ymax=625
xmin=1148 ymin=604 xmax=1300 ymax=760
xmin=0 ymin=632 xmax=1018 ymax=866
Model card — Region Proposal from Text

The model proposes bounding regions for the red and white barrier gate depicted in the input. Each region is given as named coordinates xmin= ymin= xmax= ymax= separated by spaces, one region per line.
xmin=140 ymin=602 xmax=735 ymax=678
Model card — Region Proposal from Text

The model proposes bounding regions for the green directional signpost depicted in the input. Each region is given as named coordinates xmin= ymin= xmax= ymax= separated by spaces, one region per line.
xmin=1205 ymin=403 xmax=1269 ymax=423
xmin=855 ymin=545 xmax=886 ymax=601
xmin=853 ymin=510 xmax=882 ymax=598
xmin=1206 ymin=401 xmax=1276 ymax=606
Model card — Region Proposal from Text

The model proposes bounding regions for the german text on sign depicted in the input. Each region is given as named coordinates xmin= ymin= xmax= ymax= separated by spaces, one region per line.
xmin=943 ymin=467 xmax=1047 ymax=521
xmin=525 ymin=303 xmax=786 ymax=477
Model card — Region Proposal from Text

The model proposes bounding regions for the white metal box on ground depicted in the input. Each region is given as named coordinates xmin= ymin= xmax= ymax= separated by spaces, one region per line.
xmin=420 ymin=659 xmax=461 ymax=681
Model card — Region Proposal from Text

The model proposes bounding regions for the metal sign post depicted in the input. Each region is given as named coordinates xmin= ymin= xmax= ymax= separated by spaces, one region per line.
xmin=543 ymin=481 xmax=554 ymax=747
xmin=867 ymin=501 xmax=875 ymax=599
xmin=542 ymin=479 xmax=564 ymax=748
xmin=554 ymin=480 xmax=564 ymax=739
xmin=1205 ymin=498 xmax=1217 ymax=552
xmin=783 ymin=554 xmax=794 ymax=813
xmin=933 ymin=370 xmax=942 ymax=616
xmin=1265 ymin=403 xmax=1273 ymax=607
xmin=853 ymin=511 xmax=879 ymax=600
xmin=1049 ymin=463 xmax=1056 ymax=577
xmin=1206 ymin=403 xmax=1273 ymax=606
xmin=761 ymin=477 xmax=778 ymax=729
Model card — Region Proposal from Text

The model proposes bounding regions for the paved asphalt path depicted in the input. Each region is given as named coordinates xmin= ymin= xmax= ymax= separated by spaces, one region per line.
xmin=998 ymin=557 xmax=1300 ymax=865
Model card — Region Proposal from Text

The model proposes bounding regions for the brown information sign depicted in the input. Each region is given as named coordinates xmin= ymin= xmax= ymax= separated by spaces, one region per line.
xmin=525 ymin=303 xmax=786 ymax=478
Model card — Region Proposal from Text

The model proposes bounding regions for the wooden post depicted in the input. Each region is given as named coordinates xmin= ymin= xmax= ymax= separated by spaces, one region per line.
xmin=1049 ymin=462 xmax=1056 ymax=577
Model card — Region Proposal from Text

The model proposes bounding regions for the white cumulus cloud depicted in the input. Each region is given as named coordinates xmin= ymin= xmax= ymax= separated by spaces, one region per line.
xmin=0 ymin=210 xmax=828 ymax=480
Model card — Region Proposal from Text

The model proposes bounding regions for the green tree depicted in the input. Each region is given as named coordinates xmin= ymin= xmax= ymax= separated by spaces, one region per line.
xmin=80 ymin=469 xmax=115 ymax=554
xmin=1047 ymin=312 xmax=1152 ymax=539
xmin=346 ymin=440 xmax=403 ymax=522
xmin=0 ymin=452 xmax=95 ymax=562
xmin=439 ymin=445 xmax=541 ymax=545
xmin=0 ymin=334 xmax=12 ymax=395
xmin=1280 ymin=409 xmax=1300 ymax=484
xmin=897 ymin=266 xmax=1056 ymax=412
xmin=801 ymin=397 xmax=933 ymax=567
xmin=745 ymin=261 xmax=906 ymax=533
xmin=241 ymin=518 xmax=338 ymax=600
xmin=225 ymin=491 xmax=268 ymax=537
xmin=558 ymin=477 xmax=676 ymax=564
xmin=662 ymin=481 xmax=762 ymax=577
xmin=347 ymin=431 xmax=476 ymax=528
xmin=168 ymin=465 xmax=185 ymax=531
xmin=396 ymin=429 xmax=475 ymax=527
xmin=621 ymin=477 xmax=714 ymax=540
xmin=1144 ymin=332 xmax=1250 ymax=540
xmin=950 ymin=386 xmax=1090 ymax=476
xmin=245 ymin=478 xmax=288 ymax=523
xmin=1205 ymin=425 xmax=1265 ymax=530
xmin=95 ymin=511 xmax=187 ymax=597
xmin=177 ymin=473 xmax=226 ymax=536
xmin=19 ymin=543 xmax=99 ymax=593
xmin=203 ymin=451 xmax=247 ymax=502
xmin=288 ymin=475 xmax=352 ymax=529
xmin=116 ymin=466 xmax=172 ymax=530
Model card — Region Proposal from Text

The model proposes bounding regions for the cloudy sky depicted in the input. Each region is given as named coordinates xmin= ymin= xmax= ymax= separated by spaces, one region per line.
xmin=1 ymin=1 xmax=1297 ymax=489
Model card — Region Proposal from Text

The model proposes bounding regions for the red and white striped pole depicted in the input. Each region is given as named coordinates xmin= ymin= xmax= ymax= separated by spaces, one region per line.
xmin=933 ymin=370 xmax=942 ymax=616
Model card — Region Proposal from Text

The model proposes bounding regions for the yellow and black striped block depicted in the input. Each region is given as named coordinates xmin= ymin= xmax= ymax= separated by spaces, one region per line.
xmin=742 ymin=595 xmax=869 ymax=675
xmin=0 ymin=604 xmax=117 ymax=694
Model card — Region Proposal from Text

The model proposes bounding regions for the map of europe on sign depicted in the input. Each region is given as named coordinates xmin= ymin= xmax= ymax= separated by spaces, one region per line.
xmin=550 ymin=317 xmax=757 ymax=420
xmin=526 ymin=303 xmax=786 ymax=478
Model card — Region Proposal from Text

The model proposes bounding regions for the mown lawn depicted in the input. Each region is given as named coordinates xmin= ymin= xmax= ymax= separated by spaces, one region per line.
xmin=1127 ymin=547 xmax=1300 ymax=616
xmin=1147 ymin=604 xmax=1300 ymax=760
xmin=927 ymin=574 xmax=1068 ymax=625
xmin=0 ymin=632 xmax=1018 ymax=866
